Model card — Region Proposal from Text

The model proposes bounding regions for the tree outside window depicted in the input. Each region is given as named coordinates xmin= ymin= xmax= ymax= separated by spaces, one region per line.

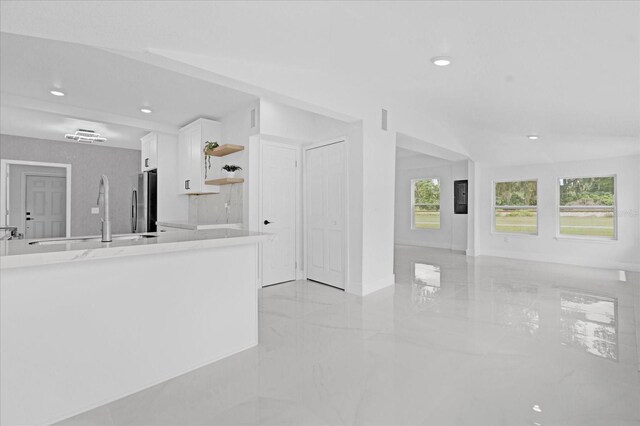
xmin=559 ymin=176 xmax=615 ymax=238
xmin=494 ymin=180 xmax=538 ymax=234
xmin=412 ymin=178 xmax=440 ymax=229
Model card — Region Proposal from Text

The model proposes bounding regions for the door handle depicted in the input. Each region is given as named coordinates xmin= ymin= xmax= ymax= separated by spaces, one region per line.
xmin=145 ymin=158 xmax=149 ymax=168
xmin=131 ymin=189 xmax=138 ymax=233
xmin=263 ymin=220 xmax=271 ymax=225
xmin=25 ymin=217 xmax=33 ymax=221
xmin=185 ymin=180 xmax=190 ymax=190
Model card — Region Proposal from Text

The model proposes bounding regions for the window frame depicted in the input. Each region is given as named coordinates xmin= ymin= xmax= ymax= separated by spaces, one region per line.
xmin=491 ymin=178 xmax=539 ymax=237
xmin=556 ymin=174 xmax=617 ymax=241
xmin=410 ymin=177 xmax=441 ymax=230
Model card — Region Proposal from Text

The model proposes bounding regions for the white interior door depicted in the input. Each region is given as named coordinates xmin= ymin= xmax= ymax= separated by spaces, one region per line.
xmin=261 ymin=143 xmax=297 ymax=286
xmin=306 ymin=141 xmax=345 ymax=289
xmin=25 ymin=175 xmax=66 ymax=239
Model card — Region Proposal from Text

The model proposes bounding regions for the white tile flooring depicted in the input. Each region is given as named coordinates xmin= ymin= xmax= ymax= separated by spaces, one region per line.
xmin=60 ymin=246 xmax=640 ymax=425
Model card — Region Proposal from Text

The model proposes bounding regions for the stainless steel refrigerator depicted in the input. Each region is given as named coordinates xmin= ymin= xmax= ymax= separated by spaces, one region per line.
xmin=131 ymin=170 xmax=157 ymax=233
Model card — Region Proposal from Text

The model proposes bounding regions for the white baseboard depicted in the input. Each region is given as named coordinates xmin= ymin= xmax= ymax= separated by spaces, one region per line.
xmin=346 ymin=281 xmax=362 ymax=296
xmin=477 ymin=248 xmax=640 ymax=272
xmin=394 ymin=240 xmax=468 ymax=253
xmin=394 ymin=240 xmax=452 ymax=250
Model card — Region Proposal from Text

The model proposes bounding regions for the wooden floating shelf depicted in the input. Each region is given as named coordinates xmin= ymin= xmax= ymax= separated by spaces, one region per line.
xmin=205 ymin=144 xmax=244 ymax=157
xmin=205 ymin=178 xmax=244 ymax=185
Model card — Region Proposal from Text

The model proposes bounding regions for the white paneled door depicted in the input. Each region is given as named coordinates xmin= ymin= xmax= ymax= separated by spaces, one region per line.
xmin=25 ymin=175 xmax=66 ymax=239
xmin=306 ymin=141 xmax=345 ymax=289
xmin=261 ymin=142 xmax=297 ymax=286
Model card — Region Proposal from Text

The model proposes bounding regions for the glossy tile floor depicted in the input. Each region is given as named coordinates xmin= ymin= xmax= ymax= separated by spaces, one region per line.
xmin=60 ymin=246 xmax=640 ymax=425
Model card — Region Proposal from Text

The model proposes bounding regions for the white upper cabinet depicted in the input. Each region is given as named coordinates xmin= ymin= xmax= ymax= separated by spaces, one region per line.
xmin=140 ymin=133 xmax=158 ymax=171
xmin=177 ymin=118 xmax=221 ymax=194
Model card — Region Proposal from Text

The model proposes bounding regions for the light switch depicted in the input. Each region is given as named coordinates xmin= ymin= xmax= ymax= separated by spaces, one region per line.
xmin=91 ymin=207 xmax=100 ymax=214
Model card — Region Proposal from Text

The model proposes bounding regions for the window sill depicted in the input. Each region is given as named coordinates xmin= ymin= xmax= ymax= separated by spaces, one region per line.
xmin=554 ymin=235 xmax=618 ymax=244
xmin=491 ymin=232 xmax=539 ymax=239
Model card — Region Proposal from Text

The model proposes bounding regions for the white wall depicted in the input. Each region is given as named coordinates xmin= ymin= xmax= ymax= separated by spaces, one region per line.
xmin=394 ymin=158 xmax=468 ymax=251
xmin=245 ymin=99 xmax=396 ymax=296
xmin=185 ymin=101 xmax=259 ymax=227
xmin=259 ymin=99 xmax=350 ymax=143
xmin=467 ymin=160 xmax=477 ymax=256
xmin=451 ymin=161 xmax=469 ymax=251
xmin=476 ymin=155 xmax=640 ymax=271
xmin=346 ymin=122 xmax=364 ymax=294
xmin=248 ymin=100 xmax=369 ymax=290
xmin=359 ymin=121 xmax=396 ymax=295
xmin=1 ymin=134 xmax=140 ymax=236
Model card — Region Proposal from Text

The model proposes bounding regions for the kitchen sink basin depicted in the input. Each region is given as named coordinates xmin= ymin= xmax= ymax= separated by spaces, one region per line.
xmin=29 ymin=234 xmax=157 ymax=246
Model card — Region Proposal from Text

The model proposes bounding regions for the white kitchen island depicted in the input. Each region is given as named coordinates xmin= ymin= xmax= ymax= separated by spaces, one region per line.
xmin=0 ymin=229 xmax=269 ymax=426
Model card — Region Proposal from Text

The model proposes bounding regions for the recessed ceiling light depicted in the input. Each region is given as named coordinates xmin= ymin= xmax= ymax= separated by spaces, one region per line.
xmin=527 ymin=135 xmax=540 ymax=140
xmin=50 ymin=90 xmax=65 ymax=97
xmin=431 ymin=56 xmax=452 ymax=67
xmin=140 ymin=108 xmax=152 ymax=114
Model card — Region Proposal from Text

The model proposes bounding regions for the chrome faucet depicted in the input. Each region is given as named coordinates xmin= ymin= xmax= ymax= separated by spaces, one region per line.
xmin=97 ymin=175 xmax=112 ymax=242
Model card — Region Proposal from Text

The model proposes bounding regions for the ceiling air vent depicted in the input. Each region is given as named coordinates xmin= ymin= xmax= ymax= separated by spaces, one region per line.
xmin=65 ymin=129 xmax=107 ymax=143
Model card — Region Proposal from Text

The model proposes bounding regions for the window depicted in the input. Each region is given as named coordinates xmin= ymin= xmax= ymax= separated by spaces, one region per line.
xmin=412 ymin=178 xmax=440 ymax=229
xmin=494 ymin=180 xmax=537 ymax=234
xmin=558 ymin=176 xmax=615 ymax=238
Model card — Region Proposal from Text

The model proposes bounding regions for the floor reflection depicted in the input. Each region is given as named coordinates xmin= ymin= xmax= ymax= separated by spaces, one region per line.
xmin=560 ymin=291 xmax=618 ymax=361
xmin=493 ymin=283 xmax=540 ymax=335
xmin=412 ymin=263 xmax=441 ymax=303
xmin=59 ymin=246 xmax=640 ymax=426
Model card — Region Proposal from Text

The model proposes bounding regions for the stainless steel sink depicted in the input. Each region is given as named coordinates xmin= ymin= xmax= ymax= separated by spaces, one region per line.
xmin=29 ymin=234 xmax=157 ymax=246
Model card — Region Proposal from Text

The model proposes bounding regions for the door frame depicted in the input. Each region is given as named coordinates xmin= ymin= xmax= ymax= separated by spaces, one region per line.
xmin=303 ymin=137 xmax=349 ymax=291
xmin=259 ymin=139 xmax=302 ymax=287
xmin=1 ymin=160 xmax=72 ymax=238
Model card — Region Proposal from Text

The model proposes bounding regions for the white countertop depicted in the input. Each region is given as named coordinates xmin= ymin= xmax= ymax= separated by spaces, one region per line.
xmin=156 ymin=221 xmax=242 ymax=231
xmin=0 ymin=229 xmax=271 ymax=270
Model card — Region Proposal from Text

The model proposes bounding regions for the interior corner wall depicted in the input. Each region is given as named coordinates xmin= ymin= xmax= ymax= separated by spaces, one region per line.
xmin=476 ymin=155 xmax=640 ymax=271
xmin=0 ymin=134 xmax=140 ymax=237
xmin=394 ymin=160 xmax=468 ymax=251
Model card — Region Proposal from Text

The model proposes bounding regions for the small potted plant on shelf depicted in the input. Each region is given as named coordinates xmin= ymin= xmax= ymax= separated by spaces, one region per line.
xmin=203 ymin=141 xmax=219 ymax=179
xmin=222 ymin=164 xmax=242 ymax=178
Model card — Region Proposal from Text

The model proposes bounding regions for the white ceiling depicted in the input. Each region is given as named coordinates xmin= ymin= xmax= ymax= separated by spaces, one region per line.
xmin=0 ymin=33 xmax=257 ymax=150
xmin=1 ymin=1 xmax=638 ymax=162
xmin=0 ymin=106 xmax=147 ymax=150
